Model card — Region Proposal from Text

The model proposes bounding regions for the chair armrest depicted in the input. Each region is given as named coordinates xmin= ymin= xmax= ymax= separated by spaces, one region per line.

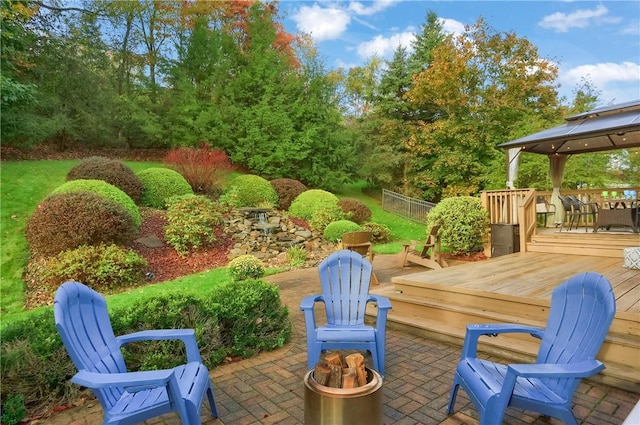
xmin=72 ymin=368 xmax=174 ymax=389
xmin=368 ymin=295 xmax=391 ymax=310
xmin=367 ymin=295 xmax=391 ymax=329
xmin=507 ymin=359 xmax=604 ymax=379
xmin=300 ymin=294 xmax=324 ymax=311
xmin=116 ymin=329 xmax=202 ymax=363
xmin=461 ymin=323 xmax=544 ymax=358
xmin=300 ymin=294 xmax=325 ymax=330
xmin=498 ymin=359 xmax=604 ymax=404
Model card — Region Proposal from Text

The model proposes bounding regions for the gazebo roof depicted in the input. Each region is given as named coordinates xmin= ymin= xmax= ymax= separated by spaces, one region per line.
xmin=499 ymin=100 xmax=640 ymax=155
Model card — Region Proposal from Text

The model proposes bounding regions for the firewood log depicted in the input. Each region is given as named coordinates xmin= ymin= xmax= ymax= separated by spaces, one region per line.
xmin=345 ymin=353 xmax=366 ymax=387
xmin=342 ymin=368 xmax=358 ymax=388
xmin=324 ymin=352 xmax=343 ymax=367
xmin=328 ymin=364 xmax=342 ymax=388
xmin=313 ymin=362 xmax=332 ymax=386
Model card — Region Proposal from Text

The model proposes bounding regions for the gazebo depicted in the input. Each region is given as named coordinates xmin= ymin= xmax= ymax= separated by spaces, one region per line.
xmin=499 ymin=100 xmax=640 ymax=218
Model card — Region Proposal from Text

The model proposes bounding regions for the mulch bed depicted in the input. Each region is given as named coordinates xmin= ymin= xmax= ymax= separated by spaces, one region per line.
xmin=132 ymin=208 xmax=234 ymax=283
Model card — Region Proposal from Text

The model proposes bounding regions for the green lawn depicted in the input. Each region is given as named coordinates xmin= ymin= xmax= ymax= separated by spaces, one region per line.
xmin=1 ymin=160 xmax=425 ymax=322
xmin=337 ymin=181 xmax=428 ymax=254
xmin=0 ymin=160 xmax=161 ymax=319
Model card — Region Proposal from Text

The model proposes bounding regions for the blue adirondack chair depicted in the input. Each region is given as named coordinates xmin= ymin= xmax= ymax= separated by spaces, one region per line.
xmin=300 ymin=249 xmax=392 ymax=375
xmin=447 ymin=271 xmax=616 ymax=425
xmin=54 ymin=281 xmax=218 ymax=425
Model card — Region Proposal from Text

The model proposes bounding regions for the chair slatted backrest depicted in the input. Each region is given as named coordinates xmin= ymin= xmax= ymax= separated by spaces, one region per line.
xmin=537 ymin=272 xmax=616 ymax=398
xmin=54 ymin=281 xmax=127 ymax=410
xmin=419 ymin=225 xmax=441 ymax=257
xmin=318 ymin=250 xmax=373 ymax=326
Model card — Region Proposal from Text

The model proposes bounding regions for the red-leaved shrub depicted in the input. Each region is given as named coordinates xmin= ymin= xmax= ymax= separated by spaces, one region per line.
xmin=163 ymin=145 xmax=233 ymax=195
xmin=26 ymin=191 xmax=137 ymax=257
xmin=337 ymin=198 xmax=372 ymax=224
xmin=270 ymin=178 xmax=307 ymax=210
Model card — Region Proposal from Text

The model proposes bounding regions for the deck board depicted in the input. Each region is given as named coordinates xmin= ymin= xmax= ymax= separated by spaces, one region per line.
xmin=398 ymin=252 xmax=640 ymax=314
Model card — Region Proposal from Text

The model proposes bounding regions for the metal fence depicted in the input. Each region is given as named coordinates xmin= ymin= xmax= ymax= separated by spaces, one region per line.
xmin=381 ymin=189 xmax=436 ymax=223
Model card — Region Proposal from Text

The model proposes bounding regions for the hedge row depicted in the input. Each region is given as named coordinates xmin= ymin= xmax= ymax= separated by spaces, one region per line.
xmin=1 ymin=279 xmax=291 ymax=417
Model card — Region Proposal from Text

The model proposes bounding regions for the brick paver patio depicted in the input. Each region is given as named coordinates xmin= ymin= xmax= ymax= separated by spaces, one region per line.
xmin=44 ymin=255 xmax=639 ymax=424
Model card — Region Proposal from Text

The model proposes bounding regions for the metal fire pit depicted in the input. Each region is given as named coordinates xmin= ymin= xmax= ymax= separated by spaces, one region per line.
xmin=303 ymin=367 xmax=383 ymax=425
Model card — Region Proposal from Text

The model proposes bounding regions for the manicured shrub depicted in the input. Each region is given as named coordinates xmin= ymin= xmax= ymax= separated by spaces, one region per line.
xmin=288 ymin=189 xmax=339 ymax=221
xmin=66 ymin=156 xmax=143 ymax=203
xmin=163 ymin=146 xmax=233 ymax=195
xmin=228 ymin=255 xmax=266 ymax=281
xmin=362 ymin=222 xmax=393 ymax=243
xmin=117 ymin=293 xmax=224 ymax=370
xmin=51 ymin=179 xmax=141 ymax=228
xmin=308 ymin=204 xmax=349 ymax=232
xmin=270 ymin=178 xmax=307 ymax=210
xmin=33 ymin=244 xmax=147 ymax=292
xmin=0 ymin=281 xmax=291 ymax=416
xmin=337 ymin=198 xmax=372 ymax=224
xmin=426 ymin=196 xmax=490 ymax=255
xmin=214 ymin=280 xmax=291 ymax=357
xmin=0 ymin=309 xmax=76 ymax=412
xmin=26 ymin=192 xmax=137 ymax=257
xmin=1 ymin=394 xmax=25 ymax=425
xmin=224 ymin=174 xmax=278 ymax=207
xmin=164 ymin=195 xmax=223 ymax=255
xmin=323 ymin=220 xmax=361 ymax=242
xmin=137 ymin=167 xmax=193 ymax=209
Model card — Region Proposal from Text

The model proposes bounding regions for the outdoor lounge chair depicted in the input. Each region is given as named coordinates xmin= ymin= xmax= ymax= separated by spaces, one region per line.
xmin=341 ymin=230 xmax=374 ymax=262
xmin=446 ymin=271 xmax=616 ymax=425
xmin=536 ymin=196 xmax=557 ymax=227
xmin=398 ymin=224 xmax=447 ymax=269
xmin=54 ymin=281 xmax=218 ymax=425
xmin=300 ymin=250 xmax=392 ymax=375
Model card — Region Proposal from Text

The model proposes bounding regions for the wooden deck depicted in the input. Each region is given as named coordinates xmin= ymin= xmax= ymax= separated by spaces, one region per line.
xmin=402 ymin=252 xmax=640 ymax=314
xmin=369 ymin=248 xmax=640 ymax=393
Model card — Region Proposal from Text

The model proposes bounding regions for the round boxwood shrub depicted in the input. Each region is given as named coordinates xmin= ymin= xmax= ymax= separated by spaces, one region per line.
xmin=308 ymin=205 xmax=348 ymax=232
xmin=361 ymin=222 xmax=393 ymax=243
xmin=36 ymin=244 xmax=147 ymax=292
xmin=270 ymin=178 xmax=307 ymax=210
xmin=288 ymin=189 xmax=339 ymax=221
xmin=426 ymin=196 xmax=490 ymax=255
xmin=66 ymin=156 xmax=143 ymax=203
xmin=225 ymin=175 xmax=278 ymax=208
xmin=26 ymin=191 xmax=137 ymax=256
xmin=337 ymin=198 xmax=372 ymax=224
xmin=228 ymin=255 xmax=266 ymax=281
xmin=51 ymin=179 xmax=141 ymax=228
xmin=323 ymin=220 xmax=361 ymax=242
xmin=137 ymin=167 xmax=193 ymax=209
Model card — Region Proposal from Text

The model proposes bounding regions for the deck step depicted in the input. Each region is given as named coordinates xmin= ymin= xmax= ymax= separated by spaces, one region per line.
xmin=367 ymin=284 xmax=640 ymax=393
xmin=526 ymin=233 xmax=639 ymax=258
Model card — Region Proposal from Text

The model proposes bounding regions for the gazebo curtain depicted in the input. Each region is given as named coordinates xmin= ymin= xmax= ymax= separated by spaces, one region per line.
xmin=549 ymin=154 xmax=569 ymax=223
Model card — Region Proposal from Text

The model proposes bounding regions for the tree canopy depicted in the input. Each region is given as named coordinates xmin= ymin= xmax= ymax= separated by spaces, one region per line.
xmin=2 ymin=2 xmax=635 ymax=193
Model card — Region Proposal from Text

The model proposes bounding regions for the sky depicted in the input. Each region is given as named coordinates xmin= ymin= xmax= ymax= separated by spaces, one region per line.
xmin=278 ymin=0 xmax=640 ymax=106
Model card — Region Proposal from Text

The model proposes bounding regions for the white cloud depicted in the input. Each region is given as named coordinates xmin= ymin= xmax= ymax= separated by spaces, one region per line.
xmin=538 ymin=5 xmax=621 ymax=33
xmin=562 ymin=62 xmax=640 ymax=86
xmin=620 ymin=21 xmax=640 ymax=36
xmin=349 ymin=0 xmax=399 ymax=16
xmin=356 ymin=31 xmax=415 ymax=60
xmin=353 ymin=16 xmax=465 ymax=61
xmin=438 ymin=18 xmax=465 ymax=37
xmin=559 ymin=62 xmax=640 ymax=103
xmin=291 ymin=4 xmax=351 ymax=42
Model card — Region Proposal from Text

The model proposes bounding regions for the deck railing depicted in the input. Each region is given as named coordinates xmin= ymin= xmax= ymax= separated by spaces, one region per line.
xmin=481 ymin=187 xmax=640 ymax=255
xmin=382 ymin=189 xmax=435 ymax=223
xmin=481 ymin=189 xmax=536 ymax=254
